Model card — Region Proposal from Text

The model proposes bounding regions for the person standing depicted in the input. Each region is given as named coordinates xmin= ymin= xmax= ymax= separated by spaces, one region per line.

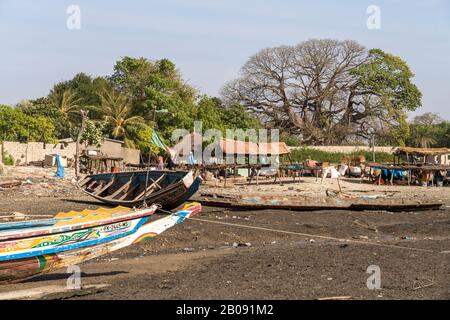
xmin=157 ymin=155 xmax=165 ymax=170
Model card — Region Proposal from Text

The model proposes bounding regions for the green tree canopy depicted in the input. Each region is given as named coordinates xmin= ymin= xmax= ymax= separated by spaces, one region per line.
xmin=109 ymin=56 xmax=197 ymax=139
xmin=80 ymin=120 xmax=105 ymax=147
xmin=51 ymin=73 xmax=110 ymax=107
xmin=0 ymin=105 xmax=57 ymax=143
xmin=220 ymin=103 xmax=262 ymax=130
xmin=193 ymin=96 xmax=225 ymax=133
xmin=406 ymin=113 xmax=450 ymax=148
xmin=126 ymin=123 xmax=160 ymax=156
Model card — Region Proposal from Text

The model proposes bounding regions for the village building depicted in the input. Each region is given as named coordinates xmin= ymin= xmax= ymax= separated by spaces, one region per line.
xmin=0 ymin=137 xmax=140 ymax=168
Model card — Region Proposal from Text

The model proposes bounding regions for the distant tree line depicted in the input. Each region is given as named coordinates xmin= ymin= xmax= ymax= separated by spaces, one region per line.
xmin=0 ymin=58 xmax=261 ymax=155
xmin=406 ymin=112 xmax=450 ymax=148
xmin=0 ymin=38 xmax=448 ymax=153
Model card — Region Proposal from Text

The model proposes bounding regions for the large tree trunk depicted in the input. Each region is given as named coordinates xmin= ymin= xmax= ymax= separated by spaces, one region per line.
xmin=75 ymin=110 xmax=89 ymax=179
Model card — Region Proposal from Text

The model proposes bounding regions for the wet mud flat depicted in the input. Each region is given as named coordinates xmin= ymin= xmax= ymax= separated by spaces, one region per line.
xmin=0 ymin=187 xmax=448 ymax=300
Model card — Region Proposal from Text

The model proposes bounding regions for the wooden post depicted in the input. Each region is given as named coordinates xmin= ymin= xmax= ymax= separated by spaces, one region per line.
xmin=337 ymin=177 xmax=342 ymax=193
xmin=75 ymin=110 xmax=89 ymax=179
xmin=224 ymin=166 xmax=227 ymax=188
xmin=372 ymin=135 xmax=375 ymax=162
xmin=431 ymin=171 xmax=434 ymax=187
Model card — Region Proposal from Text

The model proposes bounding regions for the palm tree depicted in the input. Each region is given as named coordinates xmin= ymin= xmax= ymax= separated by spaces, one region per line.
xmin=410 ymin=125 xmax=437 ymax=148
xmin=415 ymin=136 xmax=437 ymax=148
xmin=93 ymin=90 xmax=144 ymax=145
xmin=51 ymin=89 xmax=82 ymax=120
xmin=48 ymin=89 xmax=83 ymax=138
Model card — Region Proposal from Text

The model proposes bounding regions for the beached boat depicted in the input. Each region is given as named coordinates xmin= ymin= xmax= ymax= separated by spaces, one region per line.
xmin=0 ymin=203 xmax=201 ymax=283
xmin=78 ymin=170 xmax=202 ymax=210
xmin=192 ymin=193 xmax=443 ymax=212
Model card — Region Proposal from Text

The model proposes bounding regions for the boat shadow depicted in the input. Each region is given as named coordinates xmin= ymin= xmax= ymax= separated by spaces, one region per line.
xmin=21 ymin=271 xmax=128 ymax=283
xmin=61 ymin=198 xmax=180 ymax=215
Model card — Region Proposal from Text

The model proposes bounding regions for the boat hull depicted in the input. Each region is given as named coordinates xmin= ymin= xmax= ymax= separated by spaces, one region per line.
xmin=192 ymin=194 xmax=443 ymax=212
xmin=0 ymin=203 xmax=201 ymax=283
xmin=79 ymin=170 xmax=202 ymax=210
xmin=0 ymin=215 xmax=151 ymax=262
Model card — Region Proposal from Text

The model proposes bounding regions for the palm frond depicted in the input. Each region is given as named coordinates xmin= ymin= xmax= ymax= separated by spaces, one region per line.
xmin=96 ymin=89 xmax=140 ymax=140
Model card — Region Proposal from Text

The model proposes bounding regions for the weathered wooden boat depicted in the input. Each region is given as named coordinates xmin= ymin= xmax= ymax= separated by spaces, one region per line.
xmin=78 ymin=170 xmax=202 ymax=210
xmin=0 ymin=203 xmax=201 ymax=283
xmin=191 ymin=193 xmax=443 ymax=212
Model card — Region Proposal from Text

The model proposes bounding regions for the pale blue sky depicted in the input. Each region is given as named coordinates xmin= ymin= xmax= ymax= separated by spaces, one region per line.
xmin=1 ymin=0 xmax=449 ymax=119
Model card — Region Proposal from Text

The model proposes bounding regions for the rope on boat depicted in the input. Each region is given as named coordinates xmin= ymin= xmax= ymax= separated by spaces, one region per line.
xmin=158 ymin=208 xmax=441 ymax=254
xmin=142 ymin=156 xmax=152 ymax=208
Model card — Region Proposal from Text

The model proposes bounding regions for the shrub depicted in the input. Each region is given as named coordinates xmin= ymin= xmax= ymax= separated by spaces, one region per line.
xmin=287 ymin=148 xmax=393 ymax=164
xmin=2 ymin=152 xmax=14 ymax=166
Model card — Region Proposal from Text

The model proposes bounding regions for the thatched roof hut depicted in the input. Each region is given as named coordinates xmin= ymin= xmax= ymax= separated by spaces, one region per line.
xmin=394 ymin=147 xmax=450 ymax=156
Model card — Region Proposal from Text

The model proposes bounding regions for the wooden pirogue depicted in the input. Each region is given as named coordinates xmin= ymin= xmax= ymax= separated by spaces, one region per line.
xmin=192 ymin=193 xmax=443 ymax=212
xmin=0 ymin=203 xmax=202 ymax=283
xmin=78 ymin=170 xmax=202 ymax=210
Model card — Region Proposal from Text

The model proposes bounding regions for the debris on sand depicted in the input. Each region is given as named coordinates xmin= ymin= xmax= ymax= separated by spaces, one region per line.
xmin=232 ymin=242 xmax=252 ymax=248
xmin=0 ymin=284 xmax=111 ymax=300
xmin=0 ymin=212 xmax=30 ymax=221
xmin=318 ymin=296 xmax=352 ymax=300
xmin=12 ymin=212 xmax=26 ymax=220
xmin=0 ymin=180 xmax=21 ymax=189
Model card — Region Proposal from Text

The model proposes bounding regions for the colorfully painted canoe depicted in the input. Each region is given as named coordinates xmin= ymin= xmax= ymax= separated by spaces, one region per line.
xmin=78 ymin=170 xmax=202 ymax=210
xmin=0 ymin=203 xmax=201 ymax=283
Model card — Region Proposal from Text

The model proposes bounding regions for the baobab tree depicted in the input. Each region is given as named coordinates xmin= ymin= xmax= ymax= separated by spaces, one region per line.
xmin=222 ymin=39 xmax=422 ymax=145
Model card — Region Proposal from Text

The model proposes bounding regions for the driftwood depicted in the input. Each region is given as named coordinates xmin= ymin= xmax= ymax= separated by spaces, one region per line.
xmin=0 ymin=180 xmax=22 ymax=189
xmin=412 ymin=279 xmax=434 ymax=291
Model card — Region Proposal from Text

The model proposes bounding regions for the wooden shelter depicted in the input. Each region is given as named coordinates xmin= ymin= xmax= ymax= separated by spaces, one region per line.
xmin=80 ymin=155 xmax=124 ymax=174
xmin=217 ymin=138 xmax=290 ymax=159
xmin=394 ymin=147 xmax=450 ymax=165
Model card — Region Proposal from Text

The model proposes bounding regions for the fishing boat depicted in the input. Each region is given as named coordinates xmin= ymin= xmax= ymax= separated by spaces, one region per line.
xmin=0 ymin=203 xmax=201 ymax=283
xmin=78 ymin=170 xmax=202 ymax=210
xmin=192 ymin=193 xmax=443 ymax=212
